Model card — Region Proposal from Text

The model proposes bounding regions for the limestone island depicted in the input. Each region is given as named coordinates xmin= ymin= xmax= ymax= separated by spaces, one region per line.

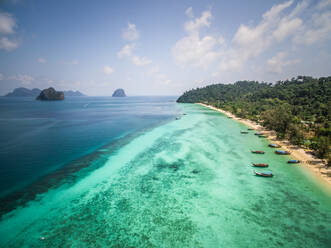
xmin=4 ymin=87 xmax=85 ymax=97
xmin=112 ymin=88 xmax=126 ymax=97
xmin=36 ymin=87 xmax=64 ymax=101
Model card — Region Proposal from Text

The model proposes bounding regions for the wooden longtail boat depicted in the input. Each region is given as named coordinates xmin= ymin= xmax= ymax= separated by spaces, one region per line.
xmin=287 ymin=160 xmax=300 ymax=164
xmin=252 ymin=163 xmax=269 ymax=167
xmin=268 ymin=144 xmax=281 ymax=148
xmin=254 ymin=171 xmax=273 ymax=177
xmin=241 ymin=131 xmax=249 ymax=134
xmin=275 ymin=150 xmax=291 ymax=155
xmin=251 ymin=150 xmax=265 ymax=154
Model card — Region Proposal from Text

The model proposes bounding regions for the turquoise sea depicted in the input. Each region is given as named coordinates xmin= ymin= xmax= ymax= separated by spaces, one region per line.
xmin=0 ymin=97 xmax=330 ymax=247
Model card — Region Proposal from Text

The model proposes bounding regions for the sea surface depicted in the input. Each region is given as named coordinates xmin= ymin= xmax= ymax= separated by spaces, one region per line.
xmin=0 ymin=97 xmax=330 ymax=247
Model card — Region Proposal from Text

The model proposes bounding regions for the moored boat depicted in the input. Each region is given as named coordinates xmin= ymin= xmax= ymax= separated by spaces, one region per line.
xmin=275 ymin=150 xmax=291 ymax=155
xmin=288 ymin=160 xmax=300 ymax=164
xmin=268 ymin=144 xmax=281 ymax=148
xmin=241 ymin=131 xmax=249 ymax=134
xmin=254 ymin=132 xmax=263 ymax=135
xmin=254 ymin=171 xmax=273 ymax=177
xmin=252 ymin=163 xmax=269 ymax=167
xmin=251 ymin=150 xmax=265 ymax=154
xmin=247 ymin=128 xmax=254 ymax=130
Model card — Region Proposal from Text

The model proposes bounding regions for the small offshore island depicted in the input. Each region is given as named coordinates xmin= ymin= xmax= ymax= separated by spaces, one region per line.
xmin=112 ymin=88 xmax=126 ymax=97
xmin=36 ymin=87 xmax=64 ymax=101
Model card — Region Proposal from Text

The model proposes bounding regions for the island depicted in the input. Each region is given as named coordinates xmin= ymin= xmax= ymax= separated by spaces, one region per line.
xmin=4 ymin=87 xmax=85 ymax=97
xmin=5 ymin=87 xmax=41 ymax=97
xmin=36 ymin=87 xmax=64 ymax=101
xmin=177 ymin=76 xmax=331 ymax=181
xmin=63 ymin=90 xmax=85 ymax=97
xmin=112 ymin=88 xmax=126 ymax=97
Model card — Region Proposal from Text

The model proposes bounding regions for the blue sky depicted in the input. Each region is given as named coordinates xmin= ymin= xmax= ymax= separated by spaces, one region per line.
xmin=0 ymin=0 xmax=330 ymax=95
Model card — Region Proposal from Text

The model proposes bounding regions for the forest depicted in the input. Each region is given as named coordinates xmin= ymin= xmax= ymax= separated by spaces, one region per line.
xmin=177 ymin=76 xmax=331 ymax=165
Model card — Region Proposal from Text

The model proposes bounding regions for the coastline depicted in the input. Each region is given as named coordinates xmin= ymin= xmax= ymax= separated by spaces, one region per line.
xmin=198 ymin=103 xmax=331 ymax=190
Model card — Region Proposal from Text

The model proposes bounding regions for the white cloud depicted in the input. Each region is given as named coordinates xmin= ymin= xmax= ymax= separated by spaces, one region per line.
xmin=103 ymin=65 xmax=115 ymax=74
xmin=173 ymin=34 xmax=218 ymax=68
xmin=117 ymin=43 xmax=135 ymax=58
xmin=132 ymin=55 xmax=152 ymax=66
xmin=185 ymin=7 xmax=194 ymax=18
xmin=118 ymin=23 xmax=152 ymax=67
xmin=184 ymin=9 xmax=212 ymax=34
xmin=122 ymin=22 xmax=139 ymax=41
xmin=37 ymin=57 xmax=46 ymax=63
xmin=0 ymin=37 xmax=19 ymax=51
xmin=232 ymin=1 xmax=294 ymax=57
xmin=218 ymin=36 xmax=226 ymax=46
xmin=8 ymin=74 xmax=35 ymax=85
xmin=0 ymin=12 xmax=16 ymax=34
xmin=294 ymin=11 xmax=331 ymax=45
xmin=267 ymin=52 xmax=300 ymax=73
xmin=173 ymin=8 xmax=220 ymax=69
xmin=215 ymin=0 xmax=310 ymax=74
xmin=273 ymin=18 xmax=302 ymax=42
xmin=262 ymin=0 xmax=293 ymax=20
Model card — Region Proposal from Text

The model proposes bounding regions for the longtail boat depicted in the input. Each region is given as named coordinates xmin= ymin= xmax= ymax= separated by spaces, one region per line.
xmin=288 ymin=160 xmax=300 ymax=164
xmin=254 ymin=132 xmax=263 ymax=135
xmin=241 ymin=131 xmax=249 ymax=134
xmin=252 ymin=163 xmax=269 ymax=167
xmin=275 ymin=150 xmax=291 ymax=155
xmin=254 ymin=171 xmax=273 ymax=177
xmin=268 ymin=144 xmax=281 ymax=148
xmin=247 ymin=128 xmax=254 ymax=130
xmin=251 ymin=150 xmax=265 ymax=154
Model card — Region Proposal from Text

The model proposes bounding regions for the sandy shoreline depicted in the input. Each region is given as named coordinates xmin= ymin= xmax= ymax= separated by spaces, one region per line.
xmin=198 ymin=103 xmax=331 ymax=189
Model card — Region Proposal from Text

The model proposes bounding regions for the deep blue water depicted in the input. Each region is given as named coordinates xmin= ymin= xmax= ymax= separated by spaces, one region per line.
xmin=0 ymin=96 xmax=179 ymax=198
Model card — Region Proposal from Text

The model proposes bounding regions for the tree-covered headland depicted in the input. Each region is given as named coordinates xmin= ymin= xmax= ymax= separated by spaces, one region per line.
xmin=177 ymin=76 xmax=331 ymax=165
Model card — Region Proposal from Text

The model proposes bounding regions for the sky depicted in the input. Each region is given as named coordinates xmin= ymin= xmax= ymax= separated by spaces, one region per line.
xmin=0 ymin=0 xmax=330 ymax=96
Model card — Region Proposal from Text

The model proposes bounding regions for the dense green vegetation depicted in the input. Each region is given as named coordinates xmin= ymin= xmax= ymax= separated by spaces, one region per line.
xmin=177 ymin=76 xmax=331 ymax=165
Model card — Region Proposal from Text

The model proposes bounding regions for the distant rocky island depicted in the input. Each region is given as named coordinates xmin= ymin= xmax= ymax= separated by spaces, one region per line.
xmin=4 ymin=87 xmax=85 ymax=97
xmin=5 ymin=87 xmax=42 ymax=97
xmin=36 ymin=87 xmax=64 ymax=101
xmin=112 ymin=88 xmax=126 ymax=97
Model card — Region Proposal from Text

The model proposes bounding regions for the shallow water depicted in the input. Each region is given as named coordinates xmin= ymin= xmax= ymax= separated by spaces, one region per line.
xmin=0 ymin=103 xmax=330 ymax=247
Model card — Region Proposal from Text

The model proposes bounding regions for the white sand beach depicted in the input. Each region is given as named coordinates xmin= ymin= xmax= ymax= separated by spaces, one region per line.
xmin=198 ymin=103 xmax=331 ymax=188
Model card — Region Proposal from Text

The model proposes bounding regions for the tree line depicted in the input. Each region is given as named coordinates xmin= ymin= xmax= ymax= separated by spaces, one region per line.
xmin=177 ymin=76 xmax=331 ymax=166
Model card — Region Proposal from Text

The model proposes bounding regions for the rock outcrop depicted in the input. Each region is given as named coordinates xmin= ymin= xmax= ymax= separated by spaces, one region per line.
xmin=36 ymin=87 xmax=64 ymax=101
xmin=112 ymin=88 xmax=126 ymax=97
xmin=112 ymin=89 xmax=126 ymax=97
